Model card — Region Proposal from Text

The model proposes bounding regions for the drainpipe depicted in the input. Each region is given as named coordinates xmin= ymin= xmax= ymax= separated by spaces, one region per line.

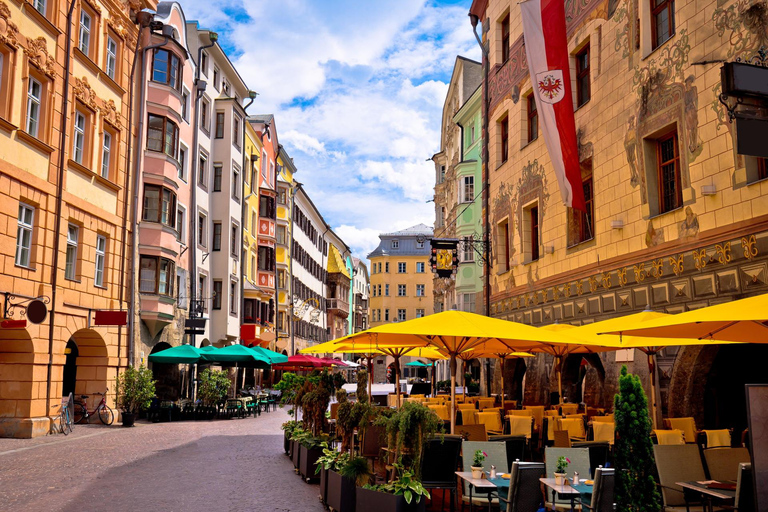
xmin=127 ymin=24 xmax=171 ymax=367
xmin=46 ymin=0 xmax=78 ymax=415
xmin=239 ymin=93 xmax=257 ymax=347
xmin=288 ymin=183 xmax=298 ymax=355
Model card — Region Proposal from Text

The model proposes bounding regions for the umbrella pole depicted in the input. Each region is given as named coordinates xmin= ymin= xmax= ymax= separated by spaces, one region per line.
xmin=450 ymin=354 xmax=457 ymax=434
xmin=431 ymin=361 xmax=436 ymax=397
xmin=500 ymin=356 xmax=505 ymax=407
xmin=555 ymin=355 xmax=563 ymax=405
xmin=647 ymin=352 xmax=658 ymax=429
xmin=395 ymin=356 xmax=401 ymax=408
xmin=367 ymin=356 xmax=373 ymax=402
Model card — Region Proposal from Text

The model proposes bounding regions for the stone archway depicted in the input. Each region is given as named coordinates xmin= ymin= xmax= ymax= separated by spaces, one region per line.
xmin=149 ymin=342 xmax=179 ymax=400
xmin=502 ymin=358 xmax=527 ymax=403
xmin=0 ymin=327 xmax=40 ymax=437
xmin=68 ymin=329 xmax=109 ymax=411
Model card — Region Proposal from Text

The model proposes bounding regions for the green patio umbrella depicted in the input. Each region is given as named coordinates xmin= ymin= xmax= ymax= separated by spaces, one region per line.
xmin=405 ymin=360 xmax=429 ymax=367
xmin=201 ymin=344 xmax=271 ymax=367
xmin=251 ymin=346 xmax=288 ymax=364
xmin=148 ymin=344 xmax=202 ymax=364
xmin=199 ymin=345 xmax=218 ymax=352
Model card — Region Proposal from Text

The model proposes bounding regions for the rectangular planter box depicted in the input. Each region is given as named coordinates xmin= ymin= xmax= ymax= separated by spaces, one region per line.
xmin=292 ymin=440 xmax=301 ymax=469
xmin=327 ymin=469 xmax=356 ymax=512
xmin=319 ymin=466 xmax=328 ymax=505
xmin=284 ymin=431 xmax=290 ymax=455
xmin=355 ymin=486 xmax=426 ymax=512
xmin=299 ymin=444 xmax=323 ymax=483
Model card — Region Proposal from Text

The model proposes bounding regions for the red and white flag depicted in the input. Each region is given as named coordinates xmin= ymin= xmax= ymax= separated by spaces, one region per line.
xmin=520 ymin=0 xmax=586 ymax=212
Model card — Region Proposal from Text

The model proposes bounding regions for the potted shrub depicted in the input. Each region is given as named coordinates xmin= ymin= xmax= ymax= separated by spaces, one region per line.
xmin=356 ymin=464 xmax=430 ymax=512
xmin=327 ymin=453 xmax=366 ymax=512
xmin=315 ymin=442 xmax=349 ymax=505
xmin=471 ymin=449 xmax=487 ymax=479
xmin=554 ymin=456 xmax=570 ymax=485
xmin=115 ymin=365 xmax=156 ymax=427
xmin=198 ymin=368 xmax=230 ymax=419
xmin=281 ymin=420 xmax=300 ymax=455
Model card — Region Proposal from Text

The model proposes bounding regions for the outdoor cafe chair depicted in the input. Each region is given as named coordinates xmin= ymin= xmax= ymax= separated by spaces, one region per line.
xmin=592 ymin=422 xmax=615 ymax=445
xmin=460 ymin=409 xmax=477 ymax=425
xmin=592 ymin=414 xmax=614 ymax=423
xmin=361 ymin=424 xmax=386 ymax=474
xmin=572 ymin=441 xmax=611 ymax=479
xmin=701 ymin=429 xmax=731 ymax=449
xmin=580 ymin=467 xmax=615 ymax=512
xmin=477 ymin=411 xmax=504 ymax=435
xmin=461 ymin=441 xmax=507 ymax=509
xmin=457 ymin=424 xmax=488 ymax=442
xmin=428 ymin=404 xmax=451 ymax=422
xmin=553 ymin=430 xmax=572 ymax=448
xmin=557 ymin=417 xmax=587 ymax=442
xmin=702 ymin=447 xmax=750 ymax=482
xmin=507 ymin=415 xmax=534 ymax=439
xmin=653 ymin=444 xmax=707 ymax=512
xmin=560 ymin=403 xmax=579 ymax=416
xmin=734 ymin=463 xmax=754 ymax=512
xmin=421 ymin=435 xmax=462 ymax=512
xmin=503 ymin=400 xmax=517 ymax=413
xmin=497 ymin=461 xmax=545 ymax=512
xmin=477 ymin=398 xmax=495 ymax=410
xmin=544 ymin=447 xmax=590 ymax=511
xmin=654 ymin=429 xmax=686 ymax=445
xmin=665 ymin=417 xmax=698 ymax=445
xmin=489 ymin=435 xmax=526 ymax=470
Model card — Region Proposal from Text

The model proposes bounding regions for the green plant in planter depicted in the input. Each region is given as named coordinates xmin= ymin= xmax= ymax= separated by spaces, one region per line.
xmin=198 ymin=368 xmax=230 ymax=407
xmin=275 ymin=372 xmax=306 ymax=418
xmin=472 ymin=450 xmax=487 ymax=468
xmin=315 ymin=442 xmax=351 ymax=474
xmin=339 ymin=455 xmax=373 ymax=487
xmin=364 ymin=463 xmax=431 ymax=505
xmin=356 ymin=369 xmax=369 ymax=404
xmin=115 ymin=365 xmax=156 ymax=414
xmin=614 ymin=366 xmax=661 ymax=512
xmin=555 ymin=456 xmax=570 ymax=474
xmin=376 ymin=401 xmax=443 ymax=480
xmin=301 ymin=370 xmax=334 ymax=436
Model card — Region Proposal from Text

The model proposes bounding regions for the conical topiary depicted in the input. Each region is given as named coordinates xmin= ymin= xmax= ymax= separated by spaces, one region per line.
xmin=614 ymin=365 xmax=661 ymax=512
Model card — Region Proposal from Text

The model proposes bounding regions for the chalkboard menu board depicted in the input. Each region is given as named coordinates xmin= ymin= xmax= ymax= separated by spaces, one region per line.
xmin=745 ymin=384 xmax=767 ymax=511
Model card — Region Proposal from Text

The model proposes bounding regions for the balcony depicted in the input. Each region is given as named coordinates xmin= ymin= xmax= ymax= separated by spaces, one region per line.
xmin=327 ymin=298 xmax=349 ymax=318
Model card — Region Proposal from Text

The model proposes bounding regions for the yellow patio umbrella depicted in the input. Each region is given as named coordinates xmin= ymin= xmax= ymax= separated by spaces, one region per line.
xmin=327 ymin=310 xmax=588 ymax=433
xmin=603 ymin=294 xmax=768 ymax=342
xmin=462 ymin=343 xmax=534 ymax=405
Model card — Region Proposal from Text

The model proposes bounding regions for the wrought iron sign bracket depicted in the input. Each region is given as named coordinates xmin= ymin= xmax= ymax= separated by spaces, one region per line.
xmin=3 ymin=292 xmax=50 ymax=319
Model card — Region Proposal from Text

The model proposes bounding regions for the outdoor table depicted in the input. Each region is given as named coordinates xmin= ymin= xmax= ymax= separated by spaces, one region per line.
xmin=675 ymin=481 xmax=736 ymax=512
xmin=540 ymin=478 xmax=581 ymax=512
xmin=455 ymin=471 xmax=497 ymax=512
xmin=488 ymin=475 xmax=592 ymax=512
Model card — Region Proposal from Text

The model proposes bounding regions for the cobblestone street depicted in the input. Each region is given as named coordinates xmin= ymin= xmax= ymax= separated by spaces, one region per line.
xmin=0 ymin=409 xmax=325 ymax=512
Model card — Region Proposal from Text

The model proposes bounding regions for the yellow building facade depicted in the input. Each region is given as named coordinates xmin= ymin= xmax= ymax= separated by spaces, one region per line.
xmin=473 ymin=0 xmax=768 ymax=420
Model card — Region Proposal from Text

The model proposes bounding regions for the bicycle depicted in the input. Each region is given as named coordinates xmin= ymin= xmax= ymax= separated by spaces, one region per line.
xmin=49 ymin=394 xmax=74 ymax=435
xmin=73 ymin=389 xmax=115 ymax=425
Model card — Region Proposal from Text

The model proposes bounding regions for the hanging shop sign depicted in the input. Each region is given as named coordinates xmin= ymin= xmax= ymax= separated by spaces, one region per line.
xmin=429 ymin=239 xmax=459 ymax=278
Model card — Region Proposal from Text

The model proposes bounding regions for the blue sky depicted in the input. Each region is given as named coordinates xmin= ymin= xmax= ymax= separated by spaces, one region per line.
xmin=181 ymin=0 xmax=481 ymax=260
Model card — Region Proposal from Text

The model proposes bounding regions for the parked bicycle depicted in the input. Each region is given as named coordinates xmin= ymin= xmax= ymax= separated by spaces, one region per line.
xmin=49 ymin=393 xmax=74 ymax=435
xmin=73 ymin=389 xmax=114 ymax=425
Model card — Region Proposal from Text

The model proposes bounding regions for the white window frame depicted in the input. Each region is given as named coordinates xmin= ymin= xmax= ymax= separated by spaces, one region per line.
xmin=95 ymin=235 xmax=106 ymax=287
xmin=229 ymin=279 xmax=238 ymax=314
xmin=461 ymin=176 xmax=475 ymax=203
xmin=416 ymin=284 xmax=425 ymax=297
xmin=26 ymin=78 xmax=42 ymax=137
xmin=397 ymin=284 xmax=406 ymax=297
xmin=106 ymin=37 xmax=117 ymax=79
xmin=100 ymin=131 xmax=111 ymax=178
xmin=73 ymin=111 xmax=86 ymax=164
xmin=65 ymin=224 xmax=79 ymax=280
xmin=15 ymin=203 xmax=34 ymax=267
xmin=397 ymin=309 xmax=406 ymax=322
xmin=398 ymin=262 xmax=406 ymax=273
xmin=416 ymin=309 xmax=425 ymax=318
xmin=177 ymin=203 xmax=186 ymax=242
xmin=416 ymin=262 xmax=425 ymax=273
xmin=462 ymin=238 xmax=475 ymax=262
xmin=79 ymin=10 xmax=91 ymax=55
xmin=33 ymin=0 xmax=46 ymax=15
xmin=391 ymin=240 xmax=399 ymax=249
xmin=178 ymin=144 xmax=188 ymax=181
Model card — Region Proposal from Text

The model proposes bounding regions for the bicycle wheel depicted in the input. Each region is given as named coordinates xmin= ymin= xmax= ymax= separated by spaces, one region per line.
xmin=59 ymin=410 xmax=68 ymax=435
xmin=65 ymin=406 xmax=74 ymax=433
xmin=73 ymin=403 xmax=87 ymax=424
xmin=98 ymin=404 xmax=114 ymax=425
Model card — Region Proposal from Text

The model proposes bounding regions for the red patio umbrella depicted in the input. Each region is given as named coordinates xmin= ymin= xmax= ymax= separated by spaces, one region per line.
xmin=272 ymin=354 xmax=337 ymax=371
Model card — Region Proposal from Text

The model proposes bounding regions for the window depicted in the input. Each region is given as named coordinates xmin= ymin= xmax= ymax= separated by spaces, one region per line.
xmin=250 ymin=255 xmax=256 ymax=282
xmin=652 ymin=0 xmax=675 ymax=50
xmin=65 ymin=224 xmax=79 ymax=280
xmin=277 ymin=225 xmax=286 ymax=244
xmin=100 ymin=131 xmax=112 ymax=178
xmin=377 ymin=284 xmax=381 ymax=296
xmin=278 ymin=270 xmax=286 ymax=288
xmin=463 ymin=293 xmax=476 ymax=313
xmin=580 ymin=176 xmax=594 ymax=242
xmin=79 ymin=10 xmax=91 ymax=55
xmin=230 ymin=280 xmax=237 ymax=314
xmin=142 ymin=185 xmax=177 ymax=228
xmin=398 ymin=262 xmax=406 ymax=273
xmin=391 ymin=240 xmax=399 ymax=249
xmin=106 ymin=37 xmax=117 ymax=80
xmin=178 ymin=146 xmax=187 ymax=181
xmin=213 ymin=164 xmax=222 ymax=192
xmin=73 ymin=111 xmax=86 ymax=164
xmin=215 ymin=112 xmax=225 ymax=138
xmin=462 ymin=238 xmax=475 ymax=262
xmin=527 ymin=94 xmax=538 ymax=143
xmin=213 ymin=67 xmax=220 ymax=90
xmin=199 ymin=274 xmax=207 ymax=311
xmin=385 ymin=284 xmax=390 ymax=296
xmin=177 ymin=269 xmax=186 ymax=308
xmin=759 ymin=158 xmax=768 ymax=181
xmin=416 ymin=262 xmax=425 ymax=273
xmin=462 ymin=176 xmax=474 ymax=203
xmin=212 ymin=222 xmax=222 ymax=251
xmin=33 ymin=0 xmax=46 ymax=15
xmin=385 ymin=262 xmax=389 ymax=273
xmin=501 ymin=13 xmax=510 ymax=63
xmin=147 ymin=114 xmax=178 ymax=159
xmin=15 ymin=204 xmax=34 ymax=267
xmin=251 ymin=211 xmax=257 ymax=235
xmin=213 ymin=280 xmax=222 ymax=309
xmin=397 ymin=309 xmax=406 ymax=322
xmin=201 ymin=99 xmax=209 ymax=132
xmin=198 ymin=153 xmax=208 ymax=187
xmin=139 ymin=255 xmax=175 ymax=296
xmin=152 ymin=49 xmax=180 ymax=90
xmin=500 ymin=116 xmax=509 ymax=163
xmin=416 ymin=284 xmax=425 ymax=297
xmin=95 ymin=235 xmax=106 ymax=287
xmin=384 ymin=309 xmax=390 ymax=322
xmin=233 ymin=167 xmax=240 ymax=200
xmin=529 ymin=206 xmax=540 ymax=261
xmin=278 ymin=189 xmax=287 ymax=204
xmin=261 ymin=150 xmax=268 ymax=180
xmin=416 ymin=309 xmax=425 ymax=318
xmin=576 ymin=44 xmax=590 ymax=107
xmin=231 ymin=223 xmax=238 ymax=256
xmin=498 ymin=219 xmax=511 ymax=271
xmin=657 ymin=131 xmax=682 ymax=213
xmin=398 ymin=284 xmax=406 ymax=297
xmin=416 ymin=240 xmax=425 ymax=249
xmin=200 ymin=51 xmax=208 ymax=76
xmin=233 ymin=116 xmax=241 ymax=148
xmin=198 ymin=211 xmax=207 ymax=247
xmin=181 ymin=91 xmax=189 ymax=122
xmin=176 ymin=205 xmax=185 ymax=241
xmin=26 ymin=78 xmax=42 ymax=137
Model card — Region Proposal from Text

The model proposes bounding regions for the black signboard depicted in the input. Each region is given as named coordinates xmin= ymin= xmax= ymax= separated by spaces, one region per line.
xmin=429 ymin=239 xmax=459 ymax=278
xmin=722 ymin=62 xmax=768 ymax=98
xmin=735 ymin=113 xmax=768 ymax=158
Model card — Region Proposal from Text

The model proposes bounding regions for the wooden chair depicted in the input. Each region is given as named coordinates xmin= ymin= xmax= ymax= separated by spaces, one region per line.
xmin=553 ymin=430 xmax=572 ymax=448
xmin=653 ymin=444 xmax=707 ymax=512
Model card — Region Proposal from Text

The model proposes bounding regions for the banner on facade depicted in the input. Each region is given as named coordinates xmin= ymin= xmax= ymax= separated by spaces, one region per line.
xmin=429 ymin=239 xmax=459 ymax=278
xmin=520 ymin=0 xmax=586 ymax=212
xmin=93 ymin=310 xmax=128 ymax=326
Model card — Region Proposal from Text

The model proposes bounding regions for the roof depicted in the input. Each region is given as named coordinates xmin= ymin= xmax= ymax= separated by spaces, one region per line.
xmin=382 ymin=224 xmax=434 ymax=237
xmin=327 ymin=244 xmax=351 ymax=279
